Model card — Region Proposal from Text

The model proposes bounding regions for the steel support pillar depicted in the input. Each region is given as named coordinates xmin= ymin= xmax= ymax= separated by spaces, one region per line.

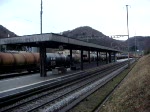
xmin=88 ymin=50 xmax=91 ymax=63
xmin=97 ymin=51 xmax=99 ymax=66
xmin=106 ymin=52 xmax=108 ymax=64
xmin=99 ymin=52 xmax=101 ymax=62
xmin=70 ymin=48 xmax=73 ymax=67
xmin=39 ymin=44 xmax=46 ymax=77
xmin=114 ymin=52 xmax=116 ymax=62
xmin=109 ymin=52 xmax=112 ymax=63
xmin=81 ymin=49 xmax=83 ymax=70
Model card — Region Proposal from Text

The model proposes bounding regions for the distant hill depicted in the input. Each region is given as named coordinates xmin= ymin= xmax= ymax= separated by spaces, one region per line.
xmin=62 ymin=26 xmax=126 ymax=50
xmin=0 ymin=25 xmax=22 ymax=51
xmin=62 ymin=26 xmax=150 ymax=54
xmin=63 ymin=26 xmax=106 ymax=38
xmin=0 ymin=25 xmax=17 ymax=38
xmin=127 ymin=36 xmax=150 ymax=54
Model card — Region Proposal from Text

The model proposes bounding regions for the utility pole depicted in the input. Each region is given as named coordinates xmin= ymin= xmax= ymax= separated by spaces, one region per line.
xmin=126 ymin=5 xmax=130 ymax=67
xmin=135 ymin=35 xmax=137 ymax=58
xmin=41 ymin=0 xmax=43 ymax=34
xmin=31 ymin=0 xmax=43 ymax=53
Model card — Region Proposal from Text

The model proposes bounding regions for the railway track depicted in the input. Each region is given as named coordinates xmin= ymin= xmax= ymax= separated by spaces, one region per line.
xmin=0 ymin=60 xmax=132 ymax=112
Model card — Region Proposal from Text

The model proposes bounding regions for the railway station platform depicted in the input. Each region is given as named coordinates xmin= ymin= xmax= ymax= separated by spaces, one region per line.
xmin=0 ymin=61 xmax=105 ymax=94
xmin=0 ymin=68 xmax=77 ymax=92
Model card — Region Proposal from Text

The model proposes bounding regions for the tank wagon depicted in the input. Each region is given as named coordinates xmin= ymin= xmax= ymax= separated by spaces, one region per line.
xmin=116 ymin=54 xmax=129 ymax=60
xmin=0 ymin=52 xmax=40 ymax=73
xmin=69 ymin=54 xmax=90 ymax=63
xmin=46 ymin=53 xmax=70 ymax=69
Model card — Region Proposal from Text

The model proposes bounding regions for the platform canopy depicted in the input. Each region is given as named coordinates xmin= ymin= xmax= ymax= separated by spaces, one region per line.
xmin=0 ymin=33 xmax=121 ymax=52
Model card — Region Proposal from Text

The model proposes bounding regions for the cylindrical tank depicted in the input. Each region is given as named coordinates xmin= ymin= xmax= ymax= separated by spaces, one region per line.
xmin=58 ymin=54 xmax=66 ymax=66
xmin=83 ymin=54 xmax=88 ymax=62
xmin=61 ymin=54 xmax=66 ymax=64
xmin=65 ymin=55 xmax=70 ymax=66
xmin=90 ymin=54 xmax=93 ymax=61
xmin=55 ymin=53 xmax=61 ymax=65
xmin=21 ymin=52 xmax=35 ymax=65
xmin=46 ymin=53 xmax=52 ymax=64
xmin=46 ymin=53 xmax=56 ymax=67
xmin=13 ymin=53 xmax=26 ymax=65
xmin=0 ymin=53 xmax=15 ymax=65
xmin=32 ymin=53 xmax=40 ymax=63
xmin=74 ymin=54 xmax=80 ymax=63
xmin=47 ymin=53 xmax=56 ymax=61
xmin=89 ymin=53 xmax=95 ymax=61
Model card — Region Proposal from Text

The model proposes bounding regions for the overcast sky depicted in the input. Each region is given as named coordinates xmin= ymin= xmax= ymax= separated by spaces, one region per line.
xmin=0 ymin=0 xmax=150 ymax=40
